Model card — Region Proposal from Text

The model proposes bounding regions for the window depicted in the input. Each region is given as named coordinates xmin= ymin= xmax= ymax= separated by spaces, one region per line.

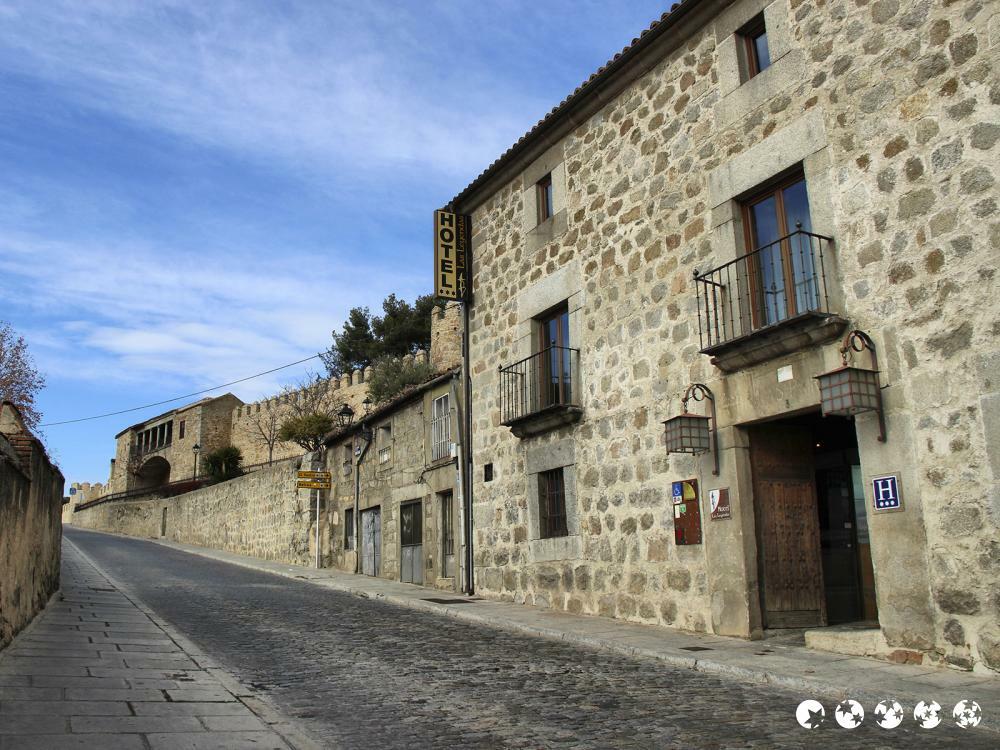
xmin=537 ymin=304 xmax=573 ymax=409
xmin=178 ymin=420 xmax=185 ymax=440
xmin=344 ymin=508 xmax=355 ymax=551
xmin=536 ymin=173 xmax=554 ymax=224
xmin=484 ymin=463 xmax=494 ymax=482
xmin=740 ymin=14 xmax=771 ymax=80
xmin=377 ymin=424 xmax=392 ymax=465
xmin=431 ymin=394 xmax=451 ymax=461
xmin=342 ymin=444 xmax=353 ymax=476
xmin=741 ymin=172 xmax=816 ymax=327
xmin=538 ymin=468 xmax=568 ymax=539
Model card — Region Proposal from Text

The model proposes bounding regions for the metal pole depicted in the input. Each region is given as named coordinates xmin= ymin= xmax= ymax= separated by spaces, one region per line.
xmin=461 ymin=300 xmax=475 ymax=595
xmin=314 ymin=489 xmax=321 ymax=569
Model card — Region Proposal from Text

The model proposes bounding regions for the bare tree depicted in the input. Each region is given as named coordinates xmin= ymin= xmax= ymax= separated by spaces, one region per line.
xmin=0 ymin=321 xmax=45 ymax=432
xmin=280 ymin=372 xmax=343 ymax=419
xmin=246 ymin=405 xmax=282 ymax=464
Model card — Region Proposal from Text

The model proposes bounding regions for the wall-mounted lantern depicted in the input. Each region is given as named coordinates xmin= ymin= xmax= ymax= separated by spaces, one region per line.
xmin=815 ymin=329 xmax=886 ymax=442
xmin=191 ymin=443 xmax=201 ymax=480
xmin=336 ymin=403 xmax=355 ymax=429
xmin=663 ymin=383 xmax=719 ymax=476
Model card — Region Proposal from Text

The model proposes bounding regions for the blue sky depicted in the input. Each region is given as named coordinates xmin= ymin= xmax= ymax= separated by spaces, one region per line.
xmin=0 ymin=0 xmax=667 ymax=482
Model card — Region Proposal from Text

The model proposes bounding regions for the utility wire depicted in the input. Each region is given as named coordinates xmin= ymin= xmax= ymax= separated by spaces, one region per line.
xmin=41 ymin=353 xmax=324 ymax=427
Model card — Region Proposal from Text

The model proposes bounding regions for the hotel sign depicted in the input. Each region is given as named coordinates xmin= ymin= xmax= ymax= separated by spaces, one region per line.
xmin=434 ymin=209 xmax=471 ymax=300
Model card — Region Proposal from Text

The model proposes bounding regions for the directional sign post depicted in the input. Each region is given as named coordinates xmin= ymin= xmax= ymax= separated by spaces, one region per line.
xmin=297 ymin=470 xmax=331 ymax=490
xmin=297 ymin=471 xmax=333 ymax=569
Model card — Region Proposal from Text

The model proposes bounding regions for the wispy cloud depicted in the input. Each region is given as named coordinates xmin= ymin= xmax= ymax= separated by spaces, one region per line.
xmin=0 ymin=1 xmax=546 ymax=188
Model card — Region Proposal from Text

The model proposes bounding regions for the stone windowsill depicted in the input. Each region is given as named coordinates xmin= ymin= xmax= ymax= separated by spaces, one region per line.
xmin=504 ymin=404 xmax=584 ymax=439
xmin=527 ymin=534 xmax=582 ymax=563
xmin=702 ymin=311 xmax=849 ymax=372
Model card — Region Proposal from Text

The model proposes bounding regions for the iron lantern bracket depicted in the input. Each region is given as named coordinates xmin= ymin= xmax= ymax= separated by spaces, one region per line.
xmin=839 ymin=329 xmax=887 ymax=443
xmin=681 ymin=383 xmax=720 ymax=476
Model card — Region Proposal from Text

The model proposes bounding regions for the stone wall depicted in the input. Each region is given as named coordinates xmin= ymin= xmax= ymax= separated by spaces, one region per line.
xmin=62 ymin=481 xmax=105 ymax=525
xmin=0 ymin=402 xmax=63 ymax=649
xmin=73 ymin=458 xmax=318 ymax=566
xmin=459 ymin=0 xmax=999 ymax=672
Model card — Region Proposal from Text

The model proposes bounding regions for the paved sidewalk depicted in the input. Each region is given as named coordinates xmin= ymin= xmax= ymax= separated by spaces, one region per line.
xmin=148 ymin=535 xmax=999 ymax=731
xmin=0 ymin=539 xmax=321 ymax=750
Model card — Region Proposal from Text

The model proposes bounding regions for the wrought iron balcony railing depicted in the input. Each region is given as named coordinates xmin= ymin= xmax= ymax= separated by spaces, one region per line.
xmin=499 ymin=346 xmax=580 ymax=426
xmin=693 ymin=229 xmax=834 ymax=350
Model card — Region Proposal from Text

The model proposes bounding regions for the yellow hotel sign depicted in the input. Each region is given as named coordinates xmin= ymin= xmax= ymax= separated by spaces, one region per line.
xmin=434 ymin=209 xmax=471 ymax=300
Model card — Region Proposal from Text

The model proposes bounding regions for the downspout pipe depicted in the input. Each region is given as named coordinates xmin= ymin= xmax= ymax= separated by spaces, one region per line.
xmin=461 ymin=301 xmax=475 ymax=595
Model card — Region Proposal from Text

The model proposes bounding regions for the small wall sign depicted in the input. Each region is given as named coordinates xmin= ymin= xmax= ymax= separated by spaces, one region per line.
xmin=709 ymin=488 xmax=731 ymax=520
xmin=871 ymin=473 xmax=903 ymax=512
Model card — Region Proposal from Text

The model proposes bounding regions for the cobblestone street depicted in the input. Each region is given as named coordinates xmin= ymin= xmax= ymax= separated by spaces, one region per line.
xmin=62 ymin=528 xmax=995 ymax=749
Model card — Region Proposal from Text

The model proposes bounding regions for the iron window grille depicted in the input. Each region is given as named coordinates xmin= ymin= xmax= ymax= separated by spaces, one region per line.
xmin=431 ymin=394 xmax=451 ymax=461
xmin=499 ymin=346 xmax=580 ymax=425
xmin=694 ymin=229 xmax=833 ymax=350
xmin=441 ymin=492 xmax=455 ymax=557
xmin=538 ymin=468 xmax=569 ymax=539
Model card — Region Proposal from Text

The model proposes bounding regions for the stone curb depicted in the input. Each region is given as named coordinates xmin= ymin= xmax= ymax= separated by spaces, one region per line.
xmin=133 ymin=535 xmax=998 ymax=732
xmin=64 ymin=537 xmax=328 ymax=750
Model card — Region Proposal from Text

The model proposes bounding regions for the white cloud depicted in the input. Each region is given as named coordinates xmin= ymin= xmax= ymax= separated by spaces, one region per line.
xmin=0 ymin=0 xmax=545 ymax=187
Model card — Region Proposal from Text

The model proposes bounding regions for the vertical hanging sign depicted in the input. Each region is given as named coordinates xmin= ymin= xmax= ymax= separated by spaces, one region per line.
xmin=434 ymin=209 xmax=471 ymax=301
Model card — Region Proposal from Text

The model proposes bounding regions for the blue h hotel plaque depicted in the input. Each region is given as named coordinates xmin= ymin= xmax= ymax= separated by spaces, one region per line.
xmin=871 ymin=473 xmax=903 ymax=512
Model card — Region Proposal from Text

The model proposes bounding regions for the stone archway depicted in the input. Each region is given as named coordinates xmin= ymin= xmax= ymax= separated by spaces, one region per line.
xmin=134 ymin=455 xmax=170 ymax=491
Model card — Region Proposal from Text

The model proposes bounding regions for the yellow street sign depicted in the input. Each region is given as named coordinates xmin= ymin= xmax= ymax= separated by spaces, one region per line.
xmin=297 ymin=480 xmax=331 ymax=490
xmin=297 ymin=471 xmax=332 ymax=481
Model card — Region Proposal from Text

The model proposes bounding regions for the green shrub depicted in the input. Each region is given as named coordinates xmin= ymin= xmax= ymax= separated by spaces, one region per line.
xmin=202 ymin=446 xmax=243 ymax=483
xmin=278 ymin=412 xmax=334 ymax=452
xmin=366 ymin=356 xmax=434 ymax=404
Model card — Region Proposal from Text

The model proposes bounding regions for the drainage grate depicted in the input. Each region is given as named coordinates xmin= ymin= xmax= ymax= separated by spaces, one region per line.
xmin=679 ymin=646 xmax=713 ymax=652
xmin=422 ymin=598 xmax=478 ymax=605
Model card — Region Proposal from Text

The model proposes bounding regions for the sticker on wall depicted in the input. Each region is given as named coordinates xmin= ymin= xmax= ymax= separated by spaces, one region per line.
xmin=671 ymin=479 xmax=702 ymax=545
xmin=870 ymin=473 xmax=904 ymax=512
xmin=709 ymin=488 xmax=731 ymax=520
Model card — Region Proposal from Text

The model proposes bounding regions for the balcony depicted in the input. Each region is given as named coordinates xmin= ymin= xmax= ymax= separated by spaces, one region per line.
xmin=694 ymin=230 xmax=847 ymax=371
xmin=499 ymin=346 xmax=582 ymax=438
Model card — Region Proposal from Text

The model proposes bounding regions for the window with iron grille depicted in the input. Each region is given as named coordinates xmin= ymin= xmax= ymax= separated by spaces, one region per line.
xmin=344 ymin=508 xmax=355 ymax=551
xmin=538 ymin=468 xmax=568 ymax=539
xmin=342 ymin=444 xmax=352 ymax=476
xmin=431 ymin=394 xmax=451 ymax=461
xmin=378 ymin=424 xmax=392 ymax=464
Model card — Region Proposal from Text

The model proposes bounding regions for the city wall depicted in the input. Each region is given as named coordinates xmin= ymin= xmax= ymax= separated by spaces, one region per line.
xmin=72 ymin=458 xmax=322 ymax=566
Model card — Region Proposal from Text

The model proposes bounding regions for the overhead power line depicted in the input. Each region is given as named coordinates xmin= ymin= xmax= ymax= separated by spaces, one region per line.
xmin=41 ymin=353 xmax=324 ymax=427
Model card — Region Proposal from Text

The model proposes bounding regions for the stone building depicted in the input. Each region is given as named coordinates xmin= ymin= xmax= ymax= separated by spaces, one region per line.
xmin=448 ymin=0 xmax=1000 ymax=672
xmin=105 ymin=393 xmax=243 ymax=494
xmin=321 ymin=303 xmax=467 ymax=591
